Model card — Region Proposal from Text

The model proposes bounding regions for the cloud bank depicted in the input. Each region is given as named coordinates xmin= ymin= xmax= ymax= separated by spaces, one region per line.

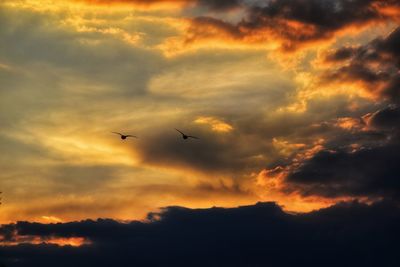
xmin=1 ymin=201 xmax=399 ymax=267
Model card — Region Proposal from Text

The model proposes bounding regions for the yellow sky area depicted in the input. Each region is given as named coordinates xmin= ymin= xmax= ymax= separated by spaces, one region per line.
xmin=0 ymin=177 xmax=340 ymax=224
xmin=5 ymin=127 xmax=138 ymax=166
xmin=76 ymin=25 xmax=143 ymax=45
xmin=1 ymin=0 xmax=193 ymax=57
xmin=67 ymin=11 xmax=186 ymax=45
xmin=0 ymin=63 xmax=14 ymax=72
xmin=272 ymin=138 xmax=306 ymax=157
xmin=149 ymin=53 xmax=285 ymax=99
xmin=1 ymin=0 xmax=186 ymax=41
xmin=0 ymin=181 xmax=258 ymax=224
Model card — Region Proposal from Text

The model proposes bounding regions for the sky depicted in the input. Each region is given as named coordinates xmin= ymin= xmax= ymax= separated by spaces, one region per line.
xmin=0 ymin=0 xmax=400 ymax=265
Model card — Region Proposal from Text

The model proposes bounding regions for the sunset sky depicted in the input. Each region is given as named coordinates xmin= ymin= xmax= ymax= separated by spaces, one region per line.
xmin=1 ymin=0 xmax=400 ymax=265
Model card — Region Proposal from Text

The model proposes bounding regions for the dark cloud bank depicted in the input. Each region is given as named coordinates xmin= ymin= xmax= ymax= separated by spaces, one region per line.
xmin=285 ymin=107 xmax=400 ymax=199
xmin=1 ymin=200 xmax=399 ymax=267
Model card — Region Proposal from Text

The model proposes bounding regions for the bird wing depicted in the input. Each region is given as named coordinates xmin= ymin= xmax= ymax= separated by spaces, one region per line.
xmin=111 ymin=132 xmax=123 ymax=136
xmin=175 ymin=128 xmax=185 ymax=135
xmin=188 ymin=135 xmax=199 ymax=139
xmin=126 ymin=135 xmax=138 ymax=138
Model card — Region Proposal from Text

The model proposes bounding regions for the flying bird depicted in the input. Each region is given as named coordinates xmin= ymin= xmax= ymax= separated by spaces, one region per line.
xmin=112 ymin=132 xmax=138 ymax=140
xmin=175 ymin=129 xmax=199 ymax=140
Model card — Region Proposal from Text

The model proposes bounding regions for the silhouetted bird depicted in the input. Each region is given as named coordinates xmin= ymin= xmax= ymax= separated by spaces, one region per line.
xmin=175 ymin=129 xmax=199 ymax=140
xmin=112 ymin=132 xmax=138 ymax=140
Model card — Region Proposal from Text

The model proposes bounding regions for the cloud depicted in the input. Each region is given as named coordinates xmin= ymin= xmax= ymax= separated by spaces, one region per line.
xmin=369 ymin=105 xmax=400 ymax=130
xmin=2 ymin=0 xmax=400 ymax=223
xmin=267 ymin=105 xmax=400 ymax=200
xmin=134 ymin=121 xmax=268 ymax=176
xmin=0 ymin=2 xmax=304 ymax=222
xmin=321 ymin=27 xmax=400 ymax=102
xmin=169 ymin=0 xmax=400 ymax=53
xmin=77 ymin=0 xmax=242 ymax=10
xmin=0 ymin=4 xmax=164 ymax=97
xmin=287 ymin=144 xmax=400 ymax=199
xmin=0 ymin=200 xmax=399 ymax=266
xmin=194 ymin=116 xmax=233 ymax=132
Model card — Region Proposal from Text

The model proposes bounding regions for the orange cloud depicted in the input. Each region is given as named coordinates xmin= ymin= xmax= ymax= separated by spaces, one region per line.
xmin=318 ymin=26 xmax=400 ymax=102
xmin=0 ymin=234 xmax=90 ymax=247
xmin=160 ymin=0 xmax=400 ymax=55
xmin=334 ymin=117 xmax=365 ymax=131
xmin=253 ymin=167 xmax=357 ymax=212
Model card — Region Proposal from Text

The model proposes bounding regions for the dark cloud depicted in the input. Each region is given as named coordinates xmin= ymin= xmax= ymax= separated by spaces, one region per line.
xmin=184 ymin=0 xmax=400 ymax=50
xmin=0 ymin=201 xmax=399 ymax=266
xmin=322 ymin=63 xmax=392 ymax=85
xmin=197 ymin=0 xmax=241 ymax=11
xmin=324 ymin=46 xmax=361 ymax=62
xmin=369 ymin=105 xmax=400 ymax=130
xmin=135 ymin=122 xmax=275 ymax=177
xmin=242 ymin=0 xmax=379 ymax=47
xmin=82 ymin=0 xmax=242 ymax=10
xmin=322 ymin=27 xmax=400 ymax=102
xmin=282 ymin=105 xmax=400 ymax=199
xmin=287 ymin=144 xmax=400 ymax=198
xmin=186 ymin=16 xmax=242 ymax=42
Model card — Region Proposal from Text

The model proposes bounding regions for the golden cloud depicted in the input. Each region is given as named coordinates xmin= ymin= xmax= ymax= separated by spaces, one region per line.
xmin=194 ymin=116 xmax=233 ymax=133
